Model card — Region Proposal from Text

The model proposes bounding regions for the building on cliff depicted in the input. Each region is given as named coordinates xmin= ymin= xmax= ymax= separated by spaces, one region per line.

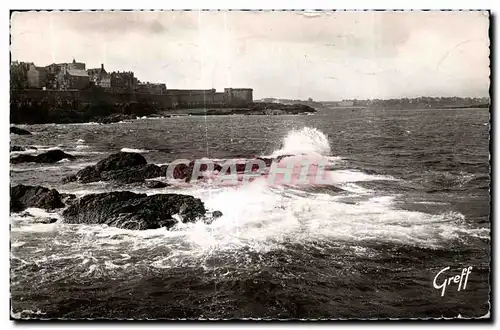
xmin=87 ymin=64 xmax=111 ymax=89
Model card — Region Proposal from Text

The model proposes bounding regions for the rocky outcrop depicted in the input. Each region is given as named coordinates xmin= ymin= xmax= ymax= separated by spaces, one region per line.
xmin=187 ymin=103 xmax=317 ymax=116
xmin=62 ymin=191 xmax=208 ymax=230
xmin=10 ymin=126 xmax=32 ymax=135
xmin=100 ymin=164 xmax=165 ymax=183
xmin=11 ymin=149 xmax=75 ymax=164
xmin=10 ymin=184 xmax=68 ymax=212
xmin=63 ymin=152 xmax=166 ymax=184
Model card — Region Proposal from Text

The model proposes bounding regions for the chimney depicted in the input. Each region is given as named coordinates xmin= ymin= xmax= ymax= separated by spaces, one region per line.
xmin=101 ymin=63 xmax=104 ymax=70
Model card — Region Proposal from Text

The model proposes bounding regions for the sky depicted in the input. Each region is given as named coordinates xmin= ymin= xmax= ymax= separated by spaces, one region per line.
xmin=10 ymin=10 xmax=490 ymax=100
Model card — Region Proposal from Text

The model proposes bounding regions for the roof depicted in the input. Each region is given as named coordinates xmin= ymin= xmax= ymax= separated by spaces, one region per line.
xmin=67 ymin=69 xmax=89 ymax=77
xmin=87 ymin=68 xmax=107 ymax=75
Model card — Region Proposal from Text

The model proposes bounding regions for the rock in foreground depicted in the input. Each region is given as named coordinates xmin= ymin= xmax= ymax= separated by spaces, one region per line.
xmin=10 ymin=184 xmax=67 ymax=212
xmin=62 ymin=191 xmax=208 ymax=230
xmin=11 ymin=149 xmax=75 ymax=164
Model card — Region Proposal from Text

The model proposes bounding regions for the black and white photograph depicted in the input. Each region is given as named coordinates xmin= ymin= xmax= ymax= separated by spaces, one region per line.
xmin=9 ymin=9 xmax=491 ymax=320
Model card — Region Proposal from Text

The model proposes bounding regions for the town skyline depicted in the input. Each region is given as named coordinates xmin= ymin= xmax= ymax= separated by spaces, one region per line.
xmin=11 ymin=11 xmax=490 ymax=100
xmin=10 ymin=57 xmax=490 ymax=102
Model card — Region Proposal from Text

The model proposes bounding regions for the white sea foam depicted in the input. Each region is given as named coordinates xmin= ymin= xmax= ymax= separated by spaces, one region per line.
xmin=120 ymin=147 xmax=154 ymax=153
xmin=75 ymin=145 xmax=89 ymax=149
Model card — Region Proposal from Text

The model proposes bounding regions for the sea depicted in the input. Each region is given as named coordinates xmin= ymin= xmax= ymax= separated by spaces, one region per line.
xmin=10 ymin=107 xmax=491 ymax=319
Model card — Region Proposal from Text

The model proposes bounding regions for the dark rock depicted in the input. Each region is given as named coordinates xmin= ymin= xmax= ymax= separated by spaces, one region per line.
xmin=10 ymin=126 xmax=32 ymax=135
xmin=100 ymin=164 xmax=164 ymax=183
xmin=212 ymin=210 xmax=223 ymax=218
xmin=95 ymin=152 xmax=147 ymax=172
xmin=10 ymin=146 xmax=25 ymax=152
xmin=62 ymin=191 xmax=207 ymax=230
xmin=10 ymin=184 xmax=65 ymax=212
xmin=11 ymin=149 xmax=75 ymax=164
xmin=145 ymin=180 xmax=168 ymax=188
xmin=10 ymin=200 xmax=25 ymax=213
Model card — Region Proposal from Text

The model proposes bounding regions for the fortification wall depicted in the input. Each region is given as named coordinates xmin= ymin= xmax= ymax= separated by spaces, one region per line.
xmin=10 ymin=87 xmax=253 ymax=111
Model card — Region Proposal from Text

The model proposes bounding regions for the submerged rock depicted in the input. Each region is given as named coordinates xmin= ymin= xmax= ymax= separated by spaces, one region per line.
xmin=10 ymin=126 xmax=32 ymax=135
xmin=11 ymin=149 xmax=75 ymax=164
xmin=62 ymin=191 xmax=208 ymax=230
xmin=10 ymin=184 xmax=65 ymax=212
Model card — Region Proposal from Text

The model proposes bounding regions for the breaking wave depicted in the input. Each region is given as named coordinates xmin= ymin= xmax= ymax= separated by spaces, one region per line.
xmin=270 ymin=127 xmax=331 ymax=157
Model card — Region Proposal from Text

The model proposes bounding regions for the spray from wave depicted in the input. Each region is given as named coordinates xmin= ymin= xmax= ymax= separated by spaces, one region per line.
xmin=270 ymin=127 xmax=331 ymax=157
